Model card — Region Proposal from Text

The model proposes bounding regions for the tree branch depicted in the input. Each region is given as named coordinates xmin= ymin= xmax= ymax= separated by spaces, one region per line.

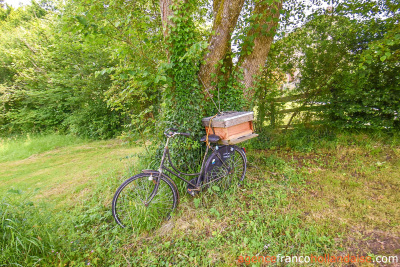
xmin=105 ymin=18 xmax=157 ymax=66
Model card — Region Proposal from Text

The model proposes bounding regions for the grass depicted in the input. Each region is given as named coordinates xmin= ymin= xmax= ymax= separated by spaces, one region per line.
xmin=0 ymin=134 xmax=141 ymax=203
xmin=1 ymin=131 xmax=399 ymax=266
xmin=1 ymin=135 xmax=141 ymax=266
xmin=286 ymin=141 xmax=400 ymax=258
xmin=0 ymin=134 xmax=86 ymax=162
xmin=249 ymin=130 xmax=400 ymax=264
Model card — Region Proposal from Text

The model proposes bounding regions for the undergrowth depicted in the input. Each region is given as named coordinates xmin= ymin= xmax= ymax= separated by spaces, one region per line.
xmin=249 ymin=127 xmax=400 ymax=152
xmin=1 ymin=130 xmax=398 ymax=266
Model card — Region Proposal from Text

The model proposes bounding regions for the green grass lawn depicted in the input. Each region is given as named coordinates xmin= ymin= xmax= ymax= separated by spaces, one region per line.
xmin=0 ymin=135 xmax=140 ymax=204
xmin=264 ymin=141 xmax=400 ymax=262
xmin=1 ymin=133 xmax=399 ymax=266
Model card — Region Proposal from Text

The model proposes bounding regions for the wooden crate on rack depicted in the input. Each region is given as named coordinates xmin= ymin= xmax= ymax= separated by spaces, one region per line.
xmin=202 ymin=111 xmax=258 ymax=145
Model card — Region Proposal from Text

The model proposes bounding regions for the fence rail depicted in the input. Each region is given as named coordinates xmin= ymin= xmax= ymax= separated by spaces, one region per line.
xmin=267 ymin=92 xmax=328 ymax=129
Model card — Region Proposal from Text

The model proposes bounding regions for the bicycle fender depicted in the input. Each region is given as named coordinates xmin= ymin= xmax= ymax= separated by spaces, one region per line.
xmin=142 ymin=169 xmax=159 ymax=175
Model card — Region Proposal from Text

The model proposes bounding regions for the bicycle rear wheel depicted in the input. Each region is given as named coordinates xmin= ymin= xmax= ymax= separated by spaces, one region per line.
xmin=112 ymin=173 xmax=179 ymax=230
xmin=204 ymin=146 xmax=247 ymax=192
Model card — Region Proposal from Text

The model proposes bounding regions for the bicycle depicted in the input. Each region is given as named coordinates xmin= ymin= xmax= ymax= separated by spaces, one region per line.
xmin=112 ymin=127 xmax=247 ymax=229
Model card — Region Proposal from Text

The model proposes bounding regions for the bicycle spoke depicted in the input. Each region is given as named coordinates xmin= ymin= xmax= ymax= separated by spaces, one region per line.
xmin=204 ymin=146 xmax=246 ymax=193
xmin=112 ymin=174 xmax=177 ymax=230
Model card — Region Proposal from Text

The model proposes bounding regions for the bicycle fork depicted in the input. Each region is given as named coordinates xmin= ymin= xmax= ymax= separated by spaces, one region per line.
xmin=144 ymin=137 xmax=171 ymax=206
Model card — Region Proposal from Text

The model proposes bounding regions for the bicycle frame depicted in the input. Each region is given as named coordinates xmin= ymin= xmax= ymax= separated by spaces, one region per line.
xmin=145 ymin=136 xmax=210 ymax=205
xmin=145 ymin=133 xmax=237 ymax=205
xmin=159 ymin=137 xmax=209 ymax=188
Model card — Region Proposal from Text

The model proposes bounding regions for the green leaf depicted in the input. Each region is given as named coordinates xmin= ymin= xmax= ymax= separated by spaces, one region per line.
xmin=194 ymin=198 xmax=201 ymax=208
xmin=212 ymin=186 xmax=220 ymax=192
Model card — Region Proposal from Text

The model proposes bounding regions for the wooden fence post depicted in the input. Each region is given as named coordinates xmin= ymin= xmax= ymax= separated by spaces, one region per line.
xmin=270 ymin=100 xmax=276 ymax=128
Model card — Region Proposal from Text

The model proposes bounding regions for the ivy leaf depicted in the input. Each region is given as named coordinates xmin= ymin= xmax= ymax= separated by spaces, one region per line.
xmin=212 ymin=186 xmax=220 ymax=192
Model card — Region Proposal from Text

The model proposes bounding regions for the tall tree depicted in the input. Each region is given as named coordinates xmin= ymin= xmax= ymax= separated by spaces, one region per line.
xmin=198 ymin=0 xmax=245 ymax=89
xmin=161 ymin=0 xmax=283 ymax=99
xmin=237 ymin=0 xmax=282 ymax=94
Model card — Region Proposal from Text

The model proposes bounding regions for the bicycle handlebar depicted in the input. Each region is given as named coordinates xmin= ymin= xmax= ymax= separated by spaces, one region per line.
xmin=164 ymin=128 xmax=191 ymax=138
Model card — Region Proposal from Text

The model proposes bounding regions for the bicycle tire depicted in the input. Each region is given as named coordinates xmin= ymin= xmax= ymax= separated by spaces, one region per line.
xmin=204 ymin=145 xmax=247 ymax=192
xmin=112 ymin=172 xmax=179 ymax=229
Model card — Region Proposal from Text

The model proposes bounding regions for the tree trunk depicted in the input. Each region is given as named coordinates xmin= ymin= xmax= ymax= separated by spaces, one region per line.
xmin=160 ymin=0 xmax=282 ymax=104
xmin=159 ymin=0 xmax=173 ymax=39
xmin=238 ymin=0 xmax=282 ymax=99
xmin=159 ymin=0 xmax=188 ymax=40
xmin=198 ymin=0 xmax=245 ymax=90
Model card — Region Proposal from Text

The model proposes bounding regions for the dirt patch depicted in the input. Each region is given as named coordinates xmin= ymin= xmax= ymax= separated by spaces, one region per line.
xmin=341 ymin=229 xmax=400 ymax=266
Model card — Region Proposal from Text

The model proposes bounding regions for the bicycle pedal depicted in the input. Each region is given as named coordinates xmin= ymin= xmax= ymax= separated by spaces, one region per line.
xmin=187 ymin=178 xmax=199 ymax=197
xmin=187 ymin=188 xmax=197 ymax=197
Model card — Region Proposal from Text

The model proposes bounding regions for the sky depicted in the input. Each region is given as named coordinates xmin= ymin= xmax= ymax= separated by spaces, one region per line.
xmin=3 ymin=0 xmax=32 ymax=8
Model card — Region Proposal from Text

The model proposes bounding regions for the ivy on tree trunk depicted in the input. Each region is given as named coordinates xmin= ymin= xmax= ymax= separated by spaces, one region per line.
xmin=198 ymin=0 xmax=245 ymax=90
xmin=238 ymin=0 xmax=282 ymax=100
xmin=161 ymin=0 xmax=283 ymax=100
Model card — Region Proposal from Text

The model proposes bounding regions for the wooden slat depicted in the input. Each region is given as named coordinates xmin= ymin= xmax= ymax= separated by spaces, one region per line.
xmin=219 ymin=133 xmax=259 ymax=145
xmin=205 ymin=121 xmax=253 ymax=140
xmin=276 ymin=121 xmax=328 ymax=128
xmin=272 ymin=91 xmax=330 ymax=103
xmin=202 ymin=111 xmax=254 ymax=127
xmin=277 ymin=104 xmax=329 ymax=114
xmin=272 ymin=93 xmax=307 ymax=103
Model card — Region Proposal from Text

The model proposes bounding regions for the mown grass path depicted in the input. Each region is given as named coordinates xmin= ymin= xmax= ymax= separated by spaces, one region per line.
xmin=0 ymin=136 xmax=139 ymax=203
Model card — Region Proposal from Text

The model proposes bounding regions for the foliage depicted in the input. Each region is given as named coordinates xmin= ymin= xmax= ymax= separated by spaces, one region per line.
xmin=256 ymin=2 xmax=400 ymax=131
xmin=299 ymin=10 xmax=399 ymax=130
xmin=158 ymin=1 xmax=210 ymax=170
xmin=0 ymin=2 xmax=123 ymax=138
xmin=248 ymin=124 xmax=400 ymax=153
xmin=252 ymin=46 xmax=287 ymax=130
xmin=2 ymin=0 xmax=399 ymax=141
xmin=67 ymin=0 xmax=169 ymax=139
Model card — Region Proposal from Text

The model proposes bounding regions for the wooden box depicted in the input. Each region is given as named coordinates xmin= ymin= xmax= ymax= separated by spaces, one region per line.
xmin=202 ymin=111 xmax=258 ymax=145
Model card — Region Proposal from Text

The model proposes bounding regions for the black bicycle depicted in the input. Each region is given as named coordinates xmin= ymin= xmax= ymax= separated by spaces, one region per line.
xmin=112 ymin=128 xmax=247 ymax=229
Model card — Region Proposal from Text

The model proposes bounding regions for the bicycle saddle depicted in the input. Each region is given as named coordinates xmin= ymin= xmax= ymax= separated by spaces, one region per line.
xmin=200 ymin=134 xmax=220 ymax=143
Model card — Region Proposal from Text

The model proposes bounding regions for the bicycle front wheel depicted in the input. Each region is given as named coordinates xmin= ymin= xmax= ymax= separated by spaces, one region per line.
xmin=112 ymin=173 xmax=179 ymax=230
xmin=204 ymin=145 xmax=247 ymax=192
